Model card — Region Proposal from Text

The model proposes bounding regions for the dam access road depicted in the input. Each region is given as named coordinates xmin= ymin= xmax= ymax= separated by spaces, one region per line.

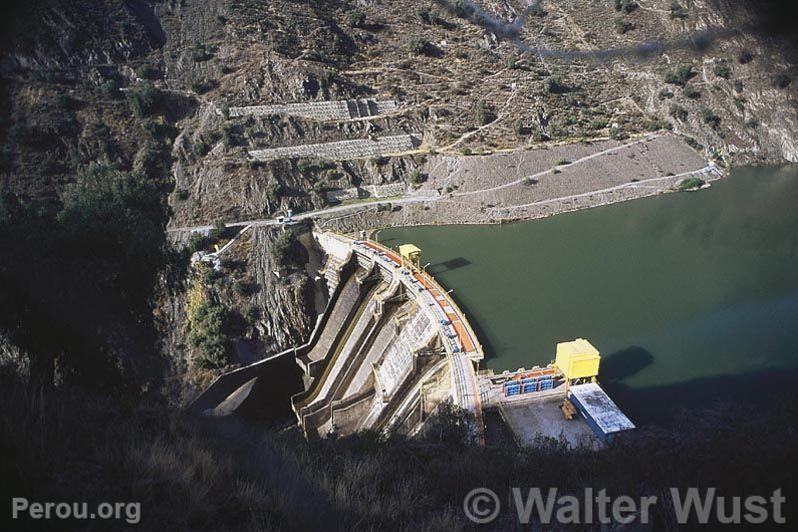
xmin=168 ymin=133 xmax=719 ymax=235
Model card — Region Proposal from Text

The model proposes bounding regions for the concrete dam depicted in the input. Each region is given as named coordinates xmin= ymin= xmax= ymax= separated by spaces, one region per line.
xmin=292 ymin=232 xmax=485 ymax=441
xmin=190 ymin=231 xmax=634 ymax=448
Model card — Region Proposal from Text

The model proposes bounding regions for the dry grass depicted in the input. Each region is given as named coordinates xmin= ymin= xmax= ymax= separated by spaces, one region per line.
xmin=2 ymin=368 xmax=797 ymax=531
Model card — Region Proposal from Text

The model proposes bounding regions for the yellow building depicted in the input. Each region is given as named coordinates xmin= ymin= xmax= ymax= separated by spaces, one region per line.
xmin=555 ymin=338 xmax=600 ymax=380
xmin=398 ymin=244 xmax=422 ymax=268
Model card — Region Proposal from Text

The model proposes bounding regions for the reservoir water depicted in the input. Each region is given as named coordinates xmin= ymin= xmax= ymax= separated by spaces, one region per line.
xmin=379 ymin=166 xmax=798 ymax=423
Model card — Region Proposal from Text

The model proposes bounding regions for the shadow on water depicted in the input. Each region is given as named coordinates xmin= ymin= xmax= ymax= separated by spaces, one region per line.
xmin=377 ymin=235 xmax=398 ymax=247
xmin=604 ymin=368 xmax=798 ymax=428
xmin=600 ymin=346 xmax=654 ymax=382
xmin=427 ymin=257 xmax=472 ymax=274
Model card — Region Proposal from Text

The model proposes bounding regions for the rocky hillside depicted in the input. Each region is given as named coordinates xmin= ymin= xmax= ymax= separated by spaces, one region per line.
xmin=0 ymin=0 xmax=795 ymax=398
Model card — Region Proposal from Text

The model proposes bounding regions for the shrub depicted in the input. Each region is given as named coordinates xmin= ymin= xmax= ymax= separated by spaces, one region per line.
xmin=658 ymin=89 xmax=674 ymax=100
xmin=544 ymin=76 xmax=568 ymax=94
xmin=244 ymin=305 xmax=261 ymax=323
xmin=187 ymin=273 xmax=229 ymax=368
xmin=141 ymin=118 xmax=174 ymax=139
xmin=417 ymin=8 xmax=432 ymax=23
xmin=614 ymin=17 xmax=633 ymax=34
xmin=713 ymin=63 xmax=731 ymax=79
xmin=701 ymin=108 xmax=721 ymax=128
xmin=678 ymin=177 xmax=705 ymax=191
xmin=684 ymin=136 xmax=704 ymax=151
xmin=664 ymin=65 xmax=695 ymax=86
xmin=514 ymin=119 xmax=527 ymax=136
xmin=347 ymin=10 xmax=366 ymax=28
xmin=408 ymin=169 xmax=426 ymax=185
xmin=683 ymin=85 xmax=700 ymax=99
xmin=669 ymin=1 xmax=688 ymax=18
xmin=233 ymin=279 xmax=253 ymax=296
xmin=222 ymin=124 xmax=240 ymax=148
xmin=187 ymin=232 xmax=211 ymax=252
xmin=193 ymin=138 xmax=210 ymax=157
xmin=100 ymin=79 xmax=121 ymax=99
xmin=669 ymin=104 xmax=688 ymax=121
xmin=192 ymin=42 xmax=215 ymax=62
xmin=411 ymin=38 xmax=438 ymax=56
xmin=647 ymin=119 xmax=673 ymax=131
xmin=136 ymin=64 xmax=159 ymax=80
xmin=126 ymin=82 xmax=163 ymax=118
xmin=614 ymin=0 xmax=637 ymax=13
xmin=271 ymin=229 xmax=296 ymax=267
xmin=737 ymin=50 xmax=754 ymax=64
xmin=190 ymin=78 xmax=214 ymax=94
xmin=475 ymin=100 xmax=495 ymax=126
xmin=610 ymin=127 xmax=627 ymax=140
xmin=506 ymin=54 xmax=518 ymax=70
xmin=452 ymin=0 xmax=475 ymax=18
xmin=774 ymin=73 xmax=791 ymax=89
xmin=210 ymin=219 xmax=227 ymax=240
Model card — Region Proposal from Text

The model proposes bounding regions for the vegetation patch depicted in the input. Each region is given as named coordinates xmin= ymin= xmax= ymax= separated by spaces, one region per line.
xmin=187 ymin=267 xmax=229 ymax=369
xmin=664 ymin=65 xmax=696 ymax=86
xmin=126 ymin=82 xmax=165 ymax=118
xmin=677 ymin=176 xmax=705 ymax=191
xmin=669 ymin=104 xmax=688 ymax=121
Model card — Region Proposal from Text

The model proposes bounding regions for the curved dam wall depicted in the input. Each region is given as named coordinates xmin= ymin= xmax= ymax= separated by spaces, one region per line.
xmin=291 ymin=232 xmax=486 ymax=441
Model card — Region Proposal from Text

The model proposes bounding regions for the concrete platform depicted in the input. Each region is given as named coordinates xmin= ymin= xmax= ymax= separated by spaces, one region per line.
xmin=499 ymin=396 xmax=601 ymax=449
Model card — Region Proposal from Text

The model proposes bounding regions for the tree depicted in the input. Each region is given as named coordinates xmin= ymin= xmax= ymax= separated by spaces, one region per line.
xmin=100 ymin=79 xmax=120 ymax=99
xmin=58 ymin=163 xmax=165 ymax=273
xmin=664 ymin=65 xmax=695 ymax=86
xmin=126 ymin=82 xmax=163 ymax=118
xmin=475 ymin=100 xmax=495 ymax=126
xmin=271 ymin=229 xmax=296 ymax=267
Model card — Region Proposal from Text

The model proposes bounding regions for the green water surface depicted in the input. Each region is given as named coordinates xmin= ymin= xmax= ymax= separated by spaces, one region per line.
xmin=380 ymin=166 xmax=798 ymax=422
